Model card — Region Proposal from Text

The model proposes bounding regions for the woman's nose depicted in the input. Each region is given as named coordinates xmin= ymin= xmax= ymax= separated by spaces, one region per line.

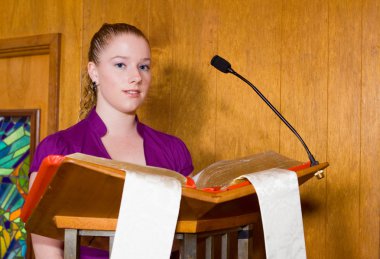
xmin=128 ymin=67 xmax=142 ymax=84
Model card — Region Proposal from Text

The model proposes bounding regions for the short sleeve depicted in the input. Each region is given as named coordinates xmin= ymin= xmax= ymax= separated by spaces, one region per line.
xmin=29 ymin=133 xmax=71 ymax=176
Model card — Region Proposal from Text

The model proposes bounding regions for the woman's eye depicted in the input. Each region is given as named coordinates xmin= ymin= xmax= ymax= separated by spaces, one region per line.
xmin=139 ymin=64 xmax=150 ymax=71
xmin=115 ymin=63 xmax=126 ymax=69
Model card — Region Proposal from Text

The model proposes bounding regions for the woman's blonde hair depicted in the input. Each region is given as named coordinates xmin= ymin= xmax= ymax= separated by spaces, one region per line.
xmin=79 ymin=23 xmax=149 ymax=119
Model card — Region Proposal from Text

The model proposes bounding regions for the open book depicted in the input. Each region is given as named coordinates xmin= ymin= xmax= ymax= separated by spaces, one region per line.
xmin=65 ymin=151 xmax=307 ymax=190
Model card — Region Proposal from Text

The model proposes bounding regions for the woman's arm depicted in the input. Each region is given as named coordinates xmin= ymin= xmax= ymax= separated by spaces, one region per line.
xmin=29 ymin=172 xmax=64 ymax=259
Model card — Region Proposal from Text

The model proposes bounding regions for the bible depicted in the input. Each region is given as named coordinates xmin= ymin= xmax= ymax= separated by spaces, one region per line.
xmin=61 ymin=150 xmax=310 ymax=189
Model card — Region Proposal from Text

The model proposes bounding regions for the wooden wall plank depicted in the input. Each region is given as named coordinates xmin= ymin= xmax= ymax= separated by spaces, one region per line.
xmin=327 ymin=0 xmax=362 ymax=258
xmin=281 ymin=1 xmax=328 ymax=258
xmin=52 ymin=0 xmax=82 ymax=129
xmin=170 ymin=0 xmax=218 ymax=173
xmin=140 ymin=0 xmax=173 ymax=132
xmin=360 ymin=0 xmax=380 ymax=258
xmin=216 ymin=0 xmax=282 ymax=161
xmin=82 ymin=0 xmax=150 ymax=32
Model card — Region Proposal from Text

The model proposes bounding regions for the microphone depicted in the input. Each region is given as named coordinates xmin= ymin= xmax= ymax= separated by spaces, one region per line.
xmin=211 ymin=55 xmax=319 ymax=166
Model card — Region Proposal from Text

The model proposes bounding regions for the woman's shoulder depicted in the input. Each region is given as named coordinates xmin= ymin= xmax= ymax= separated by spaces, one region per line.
xmin=40 ymin=119 xmax=89 ymax=149
xmin=29 ymin=120 xmax=90 ymax=173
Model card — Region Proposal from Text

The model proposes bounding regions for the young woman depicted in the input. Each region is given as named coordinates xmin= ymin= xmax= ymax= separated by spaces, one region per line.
xmin=28 ymin=23 xmax=193 ymax=259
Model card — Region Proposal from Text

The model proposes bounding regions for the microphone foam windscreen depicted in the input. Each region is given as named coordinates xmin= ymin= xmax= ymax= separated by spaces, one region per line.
xmin=210 ymin=55 xmax=231 ymax=73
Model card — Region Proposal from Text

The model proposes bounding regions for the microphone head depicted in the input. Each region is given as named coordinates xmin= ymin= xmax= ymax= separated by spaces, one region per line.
xmin=211 ymin=55 xmax=232 ymax=73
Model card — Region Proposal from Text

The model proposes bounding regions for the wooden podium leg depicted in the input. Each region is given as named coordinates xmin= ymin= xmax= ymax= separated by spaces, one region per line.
xmin=181 ymin=233 xmax=197 ymax=259
xmin=64 ymin=229 xmax=79 ymax=259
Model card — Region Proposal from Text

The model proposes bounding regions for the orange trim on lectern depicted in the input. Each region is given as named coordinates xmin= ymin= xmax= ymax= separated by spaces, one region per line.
xmin=20 ymin=155 xmax=65 ymax=222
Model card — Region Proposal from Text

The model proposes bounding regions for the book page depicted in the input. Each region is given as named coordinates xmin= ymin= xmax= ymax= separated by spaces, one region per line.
xmin=65 ymin=153 xmax=187 ymax=185
xmin=194 ymin=151 xmax=303 ymax=189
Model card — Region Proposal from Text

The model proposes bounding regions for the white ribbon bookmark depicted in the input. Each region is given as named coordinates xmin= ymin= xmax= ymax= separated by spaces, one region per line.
xmin=242 ymin=168 xmax=307 ymax=259
xmin=111 ymin=171 xmax=182 ymax=259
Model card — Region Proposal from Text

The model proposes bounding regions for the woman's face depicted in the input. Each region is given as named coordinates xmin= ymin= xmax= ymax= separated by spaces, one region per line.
xmin=88 ymin=33 xmax=151 ymax=115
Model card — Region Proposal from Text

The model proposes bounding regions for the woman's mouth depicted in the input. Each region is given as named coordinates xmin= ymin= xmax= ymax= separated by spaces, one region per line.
xmin=123 ymin=89 xmax=141 ymax=96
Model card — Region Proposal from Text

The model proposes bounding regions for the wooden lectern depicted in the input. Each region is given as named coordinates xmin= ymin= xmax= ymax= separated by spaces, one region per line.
xmin=21 ymin=153 xmax=328 ymax=258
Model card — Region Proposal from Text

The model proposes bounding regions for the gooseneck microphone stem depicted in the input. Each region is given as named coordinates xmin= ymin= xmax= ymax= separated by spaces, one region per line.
xmin=230 ymin=68 xmax=318 ymax=166
xmin=212 ymin=55 xmax=318 ymax=166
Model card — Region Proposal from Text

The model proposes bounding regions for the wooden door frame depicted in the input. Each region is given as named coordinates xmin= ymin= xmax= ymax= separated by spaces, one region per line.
xmin=0 ymin=33 xmax=61 ymax=134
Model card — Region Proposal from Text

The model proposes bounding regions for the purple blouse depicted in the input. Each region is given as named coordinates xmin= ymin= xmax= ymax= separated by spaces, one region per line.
xmin=30 ymin=108 xmax=193 ymax=176
xmin=29 ymin=108 xmax=193 ymax=258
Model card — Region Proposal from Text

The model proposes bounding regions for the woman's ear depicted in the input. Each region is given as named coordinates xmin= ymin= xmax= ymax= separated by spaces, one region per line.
xmin=88 ymin=62 xmax=98 ymax=83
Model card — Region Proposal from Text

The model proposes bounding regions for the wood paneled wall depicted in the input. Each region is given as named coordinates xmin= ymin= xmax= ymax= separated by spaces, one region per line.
xmin=0 ymin=0 xmax=83 ymax=129
xmin=1 ymin=0 xmax=379 ymax=258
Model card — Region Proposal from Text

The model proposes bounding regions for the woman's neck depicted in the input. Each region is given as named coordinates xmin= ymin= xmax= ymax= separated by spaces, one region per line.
xmin=96 ymin=106 xmax=138 ymax=137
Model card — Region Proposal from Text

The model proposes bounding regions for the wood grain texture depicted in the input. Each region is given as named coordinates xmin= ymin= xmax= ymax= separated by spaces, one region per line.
xmin=327 ymin=0 xmax=362 ymax=258
xmin=281 ymin=1 xmax=328 ymax=258
xmin=139 ymin=0 xmax=173 ymax=132
xmin=360 ymin=0 xmax=380 ymax=258
xmin=82 ymin=0 xmax=150 ymax=41
xmin=54 ymin=213 xmax=259 ymax=234
xmin=216 ymin=0 xmax=282 ymax=162
xmin=170 ymin=0 xmax=218 ymax=173
xmin=52 ymin=0 xmax=82 ymax=129
xmin=0 ymin=55 xmax=50 ymax=137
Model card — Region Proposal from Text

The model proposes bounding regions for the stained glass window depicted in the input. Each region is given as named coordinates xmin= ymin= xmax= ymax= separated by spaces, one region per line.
xmin=0 ymin=110 xmax=38 ymax=259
